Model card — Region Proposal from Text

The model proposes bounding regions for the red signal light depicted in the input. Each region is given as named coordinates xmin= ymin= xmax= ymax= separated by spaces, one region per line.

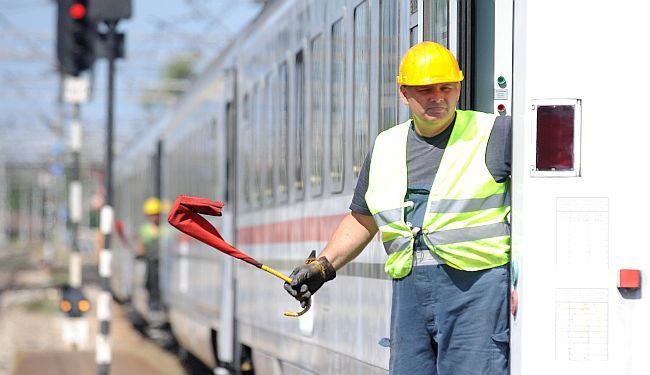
xmin=69 ymin=3 xmax=86 ymax=20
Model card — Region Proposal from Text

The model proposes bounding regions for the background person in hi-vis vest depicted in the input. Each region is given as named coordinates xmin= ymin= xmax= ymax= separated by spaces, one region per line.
xmin=285 ymin=41 xmax=511 ymax=374
xmin=138 ymin=197 xmax=163 ymax=311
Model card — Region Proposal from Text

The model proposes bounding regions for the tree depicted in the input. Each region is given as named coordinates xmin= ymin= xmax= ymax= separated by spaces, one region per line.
xmin=139 ymin=53 xmax=198 ymax=111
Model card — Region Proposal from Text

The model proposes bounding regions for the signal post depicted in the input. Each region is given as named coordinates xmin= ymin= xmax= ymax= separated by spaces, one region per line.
xmin=56 ymin=0 xmax=131 ymax=373
xmin=56 ymin=0 xmax=94 ymax=352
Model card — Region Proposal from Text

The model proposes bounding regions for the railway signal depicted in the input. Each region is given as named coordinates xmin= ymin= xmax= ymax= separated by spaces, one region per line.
xmin=59 ymin=285 xmax=91 ymax=318
xmin=59 ymin=284 xmax=91 ymax=350
xmin=57 ymin=0 xmax=95 ymax=76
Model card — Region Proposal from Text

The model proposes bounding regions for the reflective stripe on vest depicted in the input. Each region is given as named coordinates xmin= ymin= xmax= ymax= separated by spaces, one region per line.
xmin=365 ymin=110 xmax=511 ymax=278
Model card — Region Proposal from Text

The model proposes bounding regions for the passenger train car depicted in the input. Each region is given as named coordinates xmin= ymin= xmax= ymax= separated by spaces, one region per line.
xmin=112 ymin=0 xmax=650 ymax=374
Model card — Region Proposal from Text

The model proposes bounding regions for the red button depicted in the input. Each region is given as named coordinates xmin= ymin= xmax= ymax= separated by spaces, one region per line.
xmin=618 ymin=269 xmax=641 ymax=289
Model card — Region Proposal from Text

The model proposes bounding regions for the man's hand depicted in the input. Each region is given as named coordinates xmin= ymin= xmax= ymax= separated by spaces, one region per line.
xmin=284 ymin=250 xmax=336 ymax=307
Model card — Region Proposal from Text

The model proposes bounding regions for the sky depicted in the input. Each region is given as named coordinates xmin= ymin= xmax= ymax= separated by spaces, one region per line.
xmin=0 ymin=0 xmax=263 ymax=166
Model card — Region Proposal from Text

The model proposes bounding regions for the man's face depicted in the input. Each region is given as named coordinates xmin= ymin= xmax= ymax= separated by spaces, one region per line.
xmin=399 ymin=82 xmax=461 ymax=127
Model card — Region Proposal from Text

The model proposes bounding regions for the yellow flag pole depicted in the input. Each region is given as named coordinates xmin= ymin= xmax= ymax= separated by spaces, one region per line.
xmin=260 ymin=264 xmax=311 ymax=317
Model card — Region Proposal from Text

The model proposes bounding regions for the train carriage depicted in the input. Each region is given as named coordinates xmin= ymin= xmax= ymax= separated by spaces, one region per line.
xmin=112 ymin=0 xmax=650 ymax=374
xmin=161 ymin=66 xmax=238 ymax=367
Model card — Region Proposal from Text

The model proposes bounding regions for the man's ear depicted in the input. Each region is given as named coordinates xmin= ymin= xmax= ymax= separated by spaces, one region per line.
xmin=398 ymin=85 xmax=410 ymax=105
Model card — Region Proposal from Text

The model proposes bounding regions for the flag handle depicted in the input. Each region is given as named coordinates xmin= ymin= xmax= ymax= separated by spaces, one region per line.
xmin=260 ymin=264 xmax=312 ymax=317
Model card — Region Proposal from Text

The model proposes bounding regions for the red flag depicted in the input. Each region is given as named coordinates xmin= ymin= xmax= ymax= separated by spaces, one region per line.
xmin=167 ymin=195 xmax=262 ymax=268
xmin=167 ymin=195 xmax=311 ymax=317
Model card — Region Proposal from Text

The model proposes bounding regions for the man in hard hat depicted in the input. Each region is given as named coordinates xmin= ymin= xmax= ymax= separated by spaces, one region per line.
xmin=138 ymin=197 xmax=162 ymax=311
xmin=285 ymin=41 xmax=511 ymax=374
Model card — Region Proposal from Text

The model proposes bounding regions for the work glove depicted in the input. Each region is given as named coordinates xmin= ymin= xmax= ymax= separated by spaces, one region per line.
xmin=284 ymin=250 xmax=336 ymax=307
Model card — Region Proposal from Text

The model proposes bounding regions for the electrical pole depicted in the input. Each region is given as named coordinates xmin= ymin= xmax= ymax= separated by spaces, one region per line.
xmin=79 ymin=1 xmax=131 ymax=372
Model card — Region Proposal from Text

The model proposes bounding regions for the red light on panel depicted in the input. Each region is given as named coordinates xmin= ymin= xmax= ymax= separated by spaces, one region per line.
xmin=69 ymin=3 xmax=86 ymax=20
xmin=536 ymin=105 xmax=575 ymax=171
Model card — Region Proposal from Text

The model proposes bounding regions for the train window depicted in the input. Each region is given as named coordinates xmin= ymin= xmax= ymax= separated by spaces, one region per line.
xmin=330 ymin=18 xmax=345 ymax=193
xmin=353 ymin=1 xmax=370 ymax=178
xmin=278 ymin=62 xmax=289 ymax=202
xmin=409 ymin=0 xmax=418 ymax=45
xmin=190 ymin=136 xmax=198 ymax=195
xmin=531 ymin=99 xmax=582 ymax=178
xmin=264 ymin=73 xmax=274 ymax=205
xmin=423 ymin=0 xmax=449 ymax=46
xmin=242 ymin=93 xmax=251 ymax=206
xmin=210 ymin=118 xmax=219 ymax=199
xmin=179 ymin=139 xmax=186 ymax=196
xmin=205 ymin=124 xmax=212 ymax=196
xmin=310 ymin=34 xmax=324 ymax=197
xmin=379 ymin=0 xmax=399 ymax=132
xmin=225 ymin=101 xmax=236 ymax=205
xmin=294 ymin=50 xmax=305 ymax=200
xmin=252 ymin=85 xmax=262 ymax=206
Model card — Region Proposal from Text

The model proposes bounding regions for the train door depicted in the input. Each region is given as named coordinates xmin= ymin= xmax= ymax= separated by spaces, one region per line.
xmin=509 ymin=1 xmax=650 ymax=374
xmin=409 ymin=0 xmax=512 ymax=115
xmin=217 ymin=74 xmax=237 ymax=372
xmin=414 ymin=0 xmax=518 ymax=369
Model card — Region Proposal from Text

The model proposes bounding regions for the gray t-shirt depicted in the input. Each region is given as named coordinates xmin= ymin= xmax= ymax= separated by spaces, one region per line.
xmin=350 ymin=114 xmax=512 ymax=231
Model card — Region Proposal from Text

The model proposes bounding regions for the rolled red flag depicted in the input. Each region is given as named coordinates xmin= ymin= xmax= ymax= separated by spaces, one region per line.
xmin=167 ymin=195 xmax=261 ymax=267
xmin=167 ymin=195 xmax=310 ymax=317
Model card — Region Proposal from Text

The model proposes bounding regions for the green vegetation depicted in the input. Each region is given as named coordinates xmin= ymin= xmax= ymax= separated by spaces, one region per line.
xmin=19 ymin=298 xmax=59 ymax=314
xmin=139 ymin=52 xmax=198 ymax=111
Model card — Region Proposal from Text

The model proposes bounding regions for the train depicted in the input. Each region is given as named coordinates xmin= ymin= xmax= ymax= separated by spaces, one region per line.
xmin=111 ymin=0 xmax=650 ymax=374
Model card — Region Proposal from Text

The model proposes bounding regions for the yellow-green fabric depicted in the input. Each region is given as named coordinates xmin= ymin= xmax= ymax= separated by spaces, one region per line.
xmin=139 ymin=222 xmax=160 ymax=261
xmin=366 ymin=110 xmax=510 ymax=278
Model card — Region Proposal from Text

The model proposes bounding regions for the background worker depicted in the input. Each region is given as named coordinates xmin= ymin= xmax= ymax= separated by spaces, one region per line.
xmin=138 ymin=197 xmax=162 ymax=311
xmin=285 ymin=41 xmax=511 ymax=374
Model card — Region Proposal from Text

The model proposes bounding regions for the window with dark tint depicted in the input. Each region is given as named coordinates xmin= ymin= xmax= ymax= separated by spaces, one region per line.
xmin=242 ymin=93 xmax=251 ymax=206
xmin=330 ymin=18 xmax=345 ymax=192
xmin=294 ymin=51 xmax=305 ymax=199
xmin=353 ymin=1 xmax=370 ymax=178
xmin=409 ymin=0 xmax=418 ymax=46
xmin=278 ymin=62 xmax=289 ymax=201
xmin=252 ymin=85 xmax=262 ymax=206
xmin=423 ymin=0 xmax=448 ymax=45
xmin=264 ymin=73 xmax=274 ymax=204
xmin=380 ymin=0 xmax=399 ymax=132
xmin=536 ymin=105 xmax=575 ymax=171
xmin=310 ymin=35 xmax=324 ymax=196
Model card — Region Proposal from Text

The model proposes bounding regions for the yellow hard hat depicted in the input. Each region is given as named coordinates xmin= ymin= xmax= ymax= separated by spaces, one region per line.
xmin=143 ymin=197 xmax=161 ymax=215
xmin=396 ymin=41 xmax=464 ymax=86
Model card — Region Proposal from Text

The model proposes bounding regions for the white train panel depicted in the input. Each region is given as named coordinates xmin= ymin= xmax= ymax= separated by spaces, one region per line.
xmin=511 ymin=1 xmax=650 ymax=374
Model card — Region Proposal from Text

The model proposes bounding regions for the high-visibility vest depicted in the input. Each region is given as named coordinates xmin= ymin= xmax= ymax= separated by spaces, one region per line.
xmin=366 ymin=110 xmax=510 ymax=279
xmin=140 ymin=222 xmax=160 ymax=260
